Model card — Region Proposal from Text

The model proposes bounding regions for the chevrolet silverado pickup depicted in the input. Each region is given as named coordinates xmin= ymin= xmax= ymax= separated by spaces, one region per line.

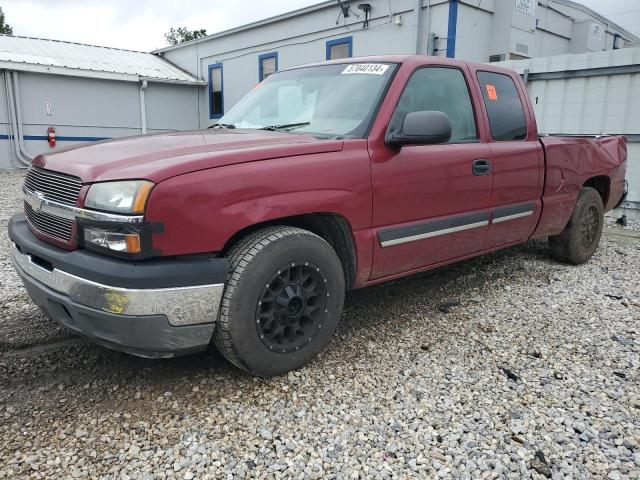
xmin=8 ymin=56 xmax=627 ymax=376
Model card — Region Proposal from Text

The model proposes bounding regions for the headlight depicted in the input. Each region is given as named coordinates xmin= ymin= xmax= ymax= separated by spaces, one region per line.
xmin=84 ymin=228 xmax=141 ymax=254
xmin=84 ymin=180 xmax=154 ymax=214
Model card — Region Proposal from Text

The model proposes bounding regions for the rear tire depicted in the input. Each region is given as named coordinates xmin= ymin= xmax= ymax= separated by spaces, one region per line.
xmin=549 ymin=187 xmax=604 ymax=265
xmin=213 ymin=226 xmax=345 ymax=377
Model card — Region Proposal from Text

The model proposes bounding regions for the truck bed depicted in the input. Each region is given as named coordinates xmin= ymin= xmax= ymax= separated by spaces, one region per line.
xmin=534 ymin=134 xmax=627 ymax=238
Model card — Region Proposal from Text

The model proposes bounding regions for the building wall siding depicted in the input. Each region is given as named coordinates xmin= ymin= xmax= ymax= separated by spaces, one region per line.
xmin=498 ymin=48 xmax=640 ymax=206
xmin=0 ymin=73 xmax=200 ymax=169
xmin=159 ymin=0 xmax=635 ymax=127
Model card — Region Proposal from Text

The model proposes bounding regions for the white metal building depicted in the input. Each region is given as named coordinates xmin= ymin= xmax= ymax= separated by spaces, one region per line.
xmin=497 ymin=47 xmax=640 ymax=209
xmin=0 ymin=35 xmax=204 ymax=170
xmin=155 ymin=0 xmax=638 ymax=128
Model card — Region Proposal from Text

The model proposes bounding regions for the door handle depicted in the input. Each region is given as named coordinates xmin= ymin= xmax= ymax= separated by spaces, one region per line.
xmin=472 ymin=159 xmax=491 ymax=176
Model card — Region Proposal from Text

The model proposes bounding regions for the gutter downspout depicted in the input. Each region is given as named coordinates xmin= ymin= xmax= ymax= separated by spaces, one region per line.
xmin=12 ymin=71 xmax=35 ymax=163
xmin=4 ymin=72 xmax=31 ymax=167
xmin=139 ymin=80 xmax=148 ymax=135
xmin=415 ymin=0 xmax=423 ymax=54
xmin=446 ymin=0 xmax=458 ymax=58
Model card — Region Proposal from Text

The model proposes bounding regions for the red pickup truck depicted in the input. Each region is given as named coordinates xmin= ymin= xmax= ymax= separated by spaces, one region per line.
xmin=9 ymin=56 xmax=627 ymax=376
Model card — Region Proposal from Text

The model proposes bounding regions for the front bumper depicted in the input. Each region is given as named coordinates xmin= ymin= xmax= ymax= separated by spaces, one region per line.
xmin=8 ymin=214 xmax=229 ymax=358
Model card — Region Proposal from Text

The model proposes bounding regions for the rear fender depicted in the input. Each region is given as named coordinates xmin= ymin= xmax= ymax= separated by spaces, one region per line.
xmin=534 ymin=135 xmax=627 ymax=237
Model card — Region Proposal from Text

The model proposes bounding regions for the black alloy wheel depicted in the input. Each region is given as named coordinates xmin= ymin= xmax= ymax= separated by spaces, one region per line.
xmin=256 ymin=262 xmax=328 ymax=354
xmin=213 ymin=226 xmax=345 ymax=377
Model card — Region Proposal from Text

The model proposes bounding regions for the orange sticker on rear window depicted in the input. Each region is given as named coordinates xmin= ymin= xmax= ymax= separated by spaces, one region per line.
xmin=486 ymin=84 xmax=498 ymax=101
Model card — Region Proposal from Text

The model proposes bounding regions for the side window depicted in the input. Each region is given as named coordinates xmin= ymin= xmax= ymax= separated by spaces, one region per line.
xmin=391 ymin=67 xmax=478 ymax=142
xmin=259 ymin=53 xmax=278 ymax=82
xmin=477 ymin=71 xmax=527 ymax=141
xmin=208 ymin=64 xmax=223 ymax=119
xmin=326 ymin=37 xmax=352 ymax=60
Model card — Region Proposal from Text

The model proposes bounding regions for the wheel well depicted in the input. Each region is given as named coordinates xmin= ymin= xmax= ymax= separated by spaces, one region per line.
xmin=583 ymin=176 xmax=610 ymax=205
xmin=221 ymin=214 xmax=357 ymax=289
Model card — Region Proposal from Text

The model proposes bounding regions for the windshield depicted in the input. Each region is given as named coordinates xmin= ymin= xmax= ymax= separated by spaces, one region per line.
xmin=218 ymin=62 xmax=397 ymax=138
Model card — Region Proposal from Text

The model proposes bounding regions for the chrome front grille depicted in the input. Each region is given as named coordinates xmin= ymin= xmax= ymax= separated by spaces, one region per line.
xmin=24 ymin=201 xmax=74 ymax=241
xmin=23 ymin=166 xmax=83 ymax=242
xmin=24 ymin=166 xmax=83 ymax=206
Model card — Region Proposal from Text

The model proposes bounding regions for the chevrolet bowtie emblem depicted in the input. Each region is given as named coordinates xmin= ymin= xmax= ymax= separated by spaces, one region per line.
xmin=27 ymin=191 xmax=45 ymax=212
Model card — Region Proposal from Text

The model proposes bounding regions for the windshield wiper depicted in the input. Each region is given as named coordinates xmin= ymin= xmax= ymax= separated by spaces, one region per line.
xmin=208 ymin=123 xmax=236 ymax=129
xmin=260 ymin=122 xmax=310 ymax=132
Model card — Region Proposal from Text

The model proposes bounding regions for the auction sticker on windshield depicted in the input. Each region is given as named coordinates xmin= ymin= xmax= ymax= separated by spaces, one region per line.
xmin=342 ymin=64 xmax=390 ymax=75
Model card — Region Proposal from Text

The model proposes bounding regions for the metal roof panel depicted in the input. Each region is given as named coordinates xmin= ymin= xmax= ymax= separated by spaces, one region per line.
xmin=0 ymin=35 xmax=204 ymax=85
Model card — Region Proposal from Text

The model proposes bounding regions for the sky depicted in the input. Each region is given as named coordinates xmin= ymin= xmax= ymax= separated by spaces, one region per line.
xmin=1 ymin=0 xmax=321 ymax=51
xmin=1 ymin=0 xmax=640 ymax=52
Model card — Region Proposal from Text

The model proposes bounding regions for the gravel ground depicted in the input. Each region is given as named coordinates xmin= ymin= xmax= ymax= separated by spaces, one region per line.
xmin=1 ymin=169 xmax=639 ymax=479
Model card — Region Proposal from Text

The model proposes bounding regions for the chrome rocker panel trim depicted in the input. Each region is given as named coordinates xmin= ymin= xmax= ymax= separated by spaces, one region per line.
xmin=491 ymin=210 xmax=534 ymax=224
xmin=10 ymin=243 xmax=223 ymax=327
xmin=378 ymin=204 xmax=537 ymax=248
xmin=380 ymin=220 xmax=489 ymax=247
xmin=23 ymin=186 xmax=144 ymax=224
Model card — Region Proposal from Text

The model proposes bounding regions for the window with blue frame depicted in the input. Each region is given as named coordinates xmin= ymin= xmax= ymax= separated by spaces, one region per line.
xmin=326 ymin=36 xmax=353 ymax=60
xmin=259 ymin=52 xmax=278 ymax=81
xmin=208 ymin=63 xmax=224 ymax=118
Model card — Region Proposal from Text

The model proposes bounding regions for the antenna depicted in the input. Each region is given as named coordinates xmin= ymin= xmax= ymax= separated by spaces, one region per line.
xmin=336 ymin=0 xmax=350 ymax=18
xmin=335 ymin=0 xmax=359 ymax=25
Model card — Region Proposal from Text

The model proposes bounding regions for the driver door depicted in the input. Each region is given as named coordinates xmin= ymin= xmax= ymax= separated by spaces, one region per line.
xmin=370 ymin=66 xmax=492 ymax=280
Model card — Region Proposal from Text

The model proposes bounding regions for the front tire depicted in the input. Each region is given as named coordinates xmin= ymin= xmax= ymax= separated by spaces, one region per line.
xmin=549 ymin=187 xmax=604 ymax=265
xmin=213 ymin=226 xmax=345 ymax=377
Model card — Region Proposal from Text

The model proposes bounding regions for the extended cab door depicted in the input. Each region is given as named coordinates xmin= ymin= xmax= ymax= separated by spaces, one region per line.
xmin=473 ymin=69 xmax=544 ymax=248
xmin=368 ymin=65 xmax=492 ymax=280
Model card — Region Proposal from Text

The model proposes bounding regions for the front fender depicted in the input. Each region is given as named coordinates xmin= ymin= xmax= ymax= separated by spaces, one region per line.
xmin=145 ymin=143 xmax=372 ymax=257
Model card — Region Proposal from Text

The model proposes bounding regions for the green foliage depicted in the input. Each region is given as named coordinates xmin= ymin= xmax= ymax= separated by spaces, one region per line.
xmin=164 ymin=27 xmax=207 ymax=46
xmin=0 ymin=7 xmax=13 ymax=35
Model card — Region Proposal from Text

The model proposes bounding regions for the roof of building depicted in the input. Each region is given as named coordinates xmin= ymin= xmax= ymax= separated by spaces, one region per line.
xmin=154 ymin=0 xmax=639 ymax=54
xmin=0 ymin=35 xmax=205 ymax=85
xmin=494 ymin=45 xmax=640 ymax=74
xmin=153 ymin=1 xmax=337 ymax=53
xmin=548 ymin=0 xmax=639 ymax=42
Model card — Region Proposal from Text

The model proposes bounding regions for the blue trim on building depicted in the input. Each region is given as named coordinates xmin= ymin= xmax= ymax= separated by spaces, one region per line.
xmin=0 ymin=134 xmax=109 ymax=142
xmin=446 ymin=0 xmax=458 ymax=58
xmin=208 ymin=63 xmax=224 ymax=119
xmin=326 ymin=36 xmax=353 ymax=60
xmin=258 ymin=52 xmax=279 ymax=82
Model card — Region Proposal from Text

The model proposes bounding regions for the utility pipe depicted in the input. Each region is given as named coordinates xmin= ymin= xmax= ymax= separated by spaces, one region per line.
xmin=2 ymin=72 xmax=17 ymax=168
xmin=425 ymin=0 xmax=432 ymax=55
xmin=4 ymin=72 xmax=31 ymax=167
xmin=415 ymin=0 xmax=423 ymax=55
xmin=12 ymin=71 xmax=35 ymax=163
xmin=139 ymin=79 xmax=148 ymax=135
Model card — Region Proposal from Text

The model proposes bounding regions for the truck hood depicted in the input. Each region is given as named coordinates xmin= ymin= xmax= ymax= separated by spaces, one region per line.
xmin=34 ymin=129 xmax=344 ymax=183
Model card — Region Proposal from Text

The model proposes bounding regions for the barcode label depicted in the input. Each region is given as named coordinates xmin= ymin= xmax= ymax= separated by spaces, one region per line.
xmin=342 ymin=64 xmax=390 ymax=75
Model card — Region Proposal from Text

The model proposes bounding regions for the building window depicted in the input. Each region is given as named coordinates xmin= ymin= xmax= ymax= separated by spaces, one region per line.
xmin=326 ymin=36 xmax=353 ymax=60
xmin=208 ymin=63 xmax=223 ymax=119
xmin=259 ymin=52 xmax=278 ymax=82
xmin=477 ymin=71 xmax=527 ymax=141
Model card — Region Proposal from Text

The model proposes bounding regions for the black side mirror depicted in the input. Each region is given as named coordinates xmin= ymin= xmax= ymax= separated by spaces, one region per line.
xmin=385 ymin=111 xmax=452 ymax=147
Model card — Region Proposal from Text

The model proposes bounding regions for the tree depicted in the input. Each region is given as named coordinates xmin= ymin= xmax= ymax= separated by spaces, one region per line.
xmin=164 ymin=27 xmax=207 ymax=46
xmin=0 ymin=7 xmax=13 ymax=35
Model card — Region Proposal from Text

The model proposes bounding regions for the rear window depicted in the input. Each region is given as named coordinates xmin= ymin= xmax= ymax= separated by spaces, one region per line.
xmin=477 ymin=71 xmax=527 ymax=141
